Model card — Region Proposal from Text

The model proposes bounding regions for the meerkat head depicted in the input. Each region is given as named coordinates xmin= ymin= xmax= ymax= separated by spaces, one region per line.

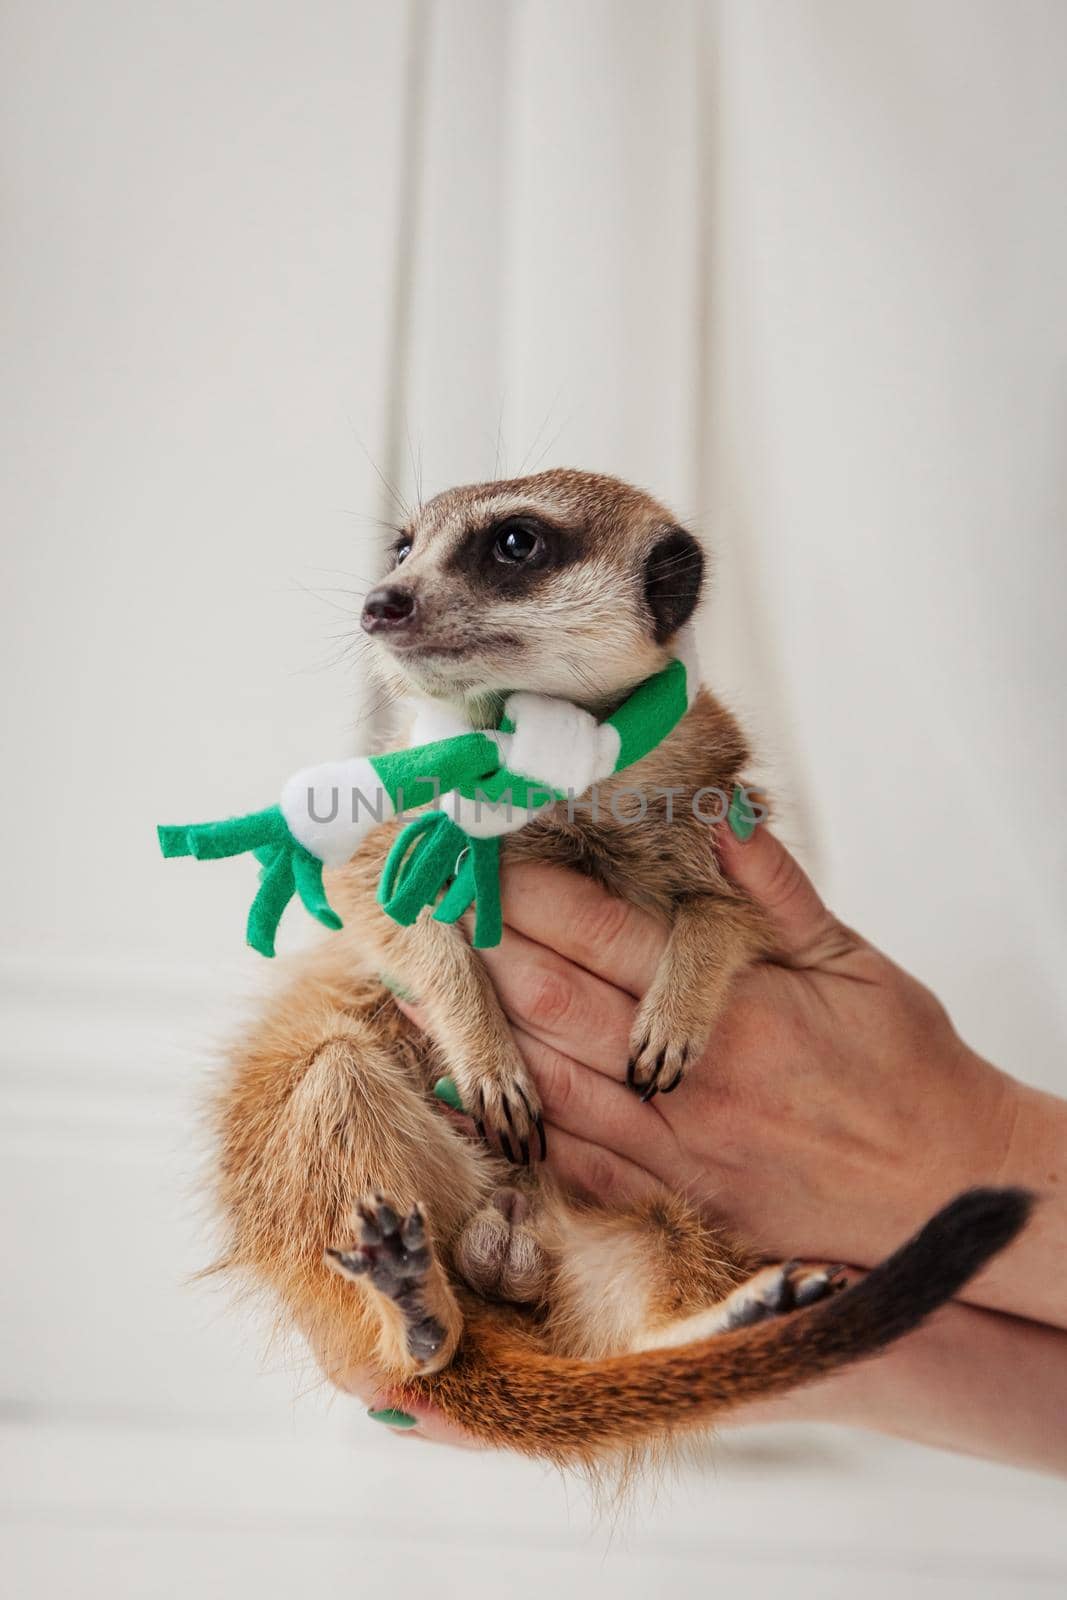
xmin=359 ymin=469 xmax=704 ymax=713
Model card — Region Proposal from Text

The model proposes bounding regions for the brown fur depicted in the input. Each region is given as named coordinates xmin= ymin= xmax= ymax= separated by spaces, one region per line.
xmin=208 ymin=470 xmax=1030 ymax=1467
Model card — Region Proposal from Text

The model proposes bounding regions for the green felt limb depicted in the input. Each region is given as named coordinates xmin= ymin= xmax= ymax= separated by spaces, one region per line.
xmin=606 ymin=656 xmax=689 ymax=772
xmin=157 ymin=806 xmax=289 ymax=862
xmin=377 ymin=812 xmax=468 ymax=927
xmin=432 ymin=848 xmax=476 ymax=924
xmin=469 ymin=836 xmax=502 ymax=948
xmin=457 ymin=764 xmax=562 ymax=812
xmin=376 ymin=812 xmax=440 ymax=922
xmin=292 ymin=849 xmax=343 ymax=931
xmin=423 ymin=834 xmax=501 ymax=945
xmin=160 ymin=807 xmax=341 ymax=955
xmin=246 ymin=845 xmax=296 ymax=958
xmin=368 ymin=732 xmax=500 ymax=814
xmin=158 ymin=824 xmax=197 ymax=858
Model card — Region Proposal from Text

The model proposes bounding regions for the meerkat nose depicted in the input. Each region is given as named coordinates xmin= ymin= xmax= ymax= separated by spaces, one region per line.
xmin=361 ymin=584 xmax=418 ymax=633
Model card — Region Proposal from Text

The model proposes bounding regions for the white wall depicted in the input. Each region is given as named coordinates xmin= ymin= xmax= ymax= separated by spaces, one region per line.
xmin=2 ymin=2 xmax=1065 ymax=1594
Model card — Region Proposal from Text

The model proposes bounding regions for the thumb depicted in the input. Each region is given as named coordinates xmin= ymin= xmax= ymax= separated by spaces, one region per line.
xmin=716 ymin=819 xmax=854 ymax=964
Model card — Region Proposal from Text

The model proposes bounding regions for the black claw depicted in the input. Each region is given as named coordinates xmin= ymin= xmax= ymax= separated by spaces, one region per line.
xmin=474 ymin=1117 xmax=487 ymax=1143
xmin=534 ymin=1115 xmax=547 ymax=1161
xmin=659 ymin=1070 xmax=684 ymax=1095
xmin=640 ymin=1048 xmax=668 ymax=1102
xmin=518 ymin=1136 xmax=530 ymax=1166
xmin=498 ymin=1130 xmax=515 ymax=1164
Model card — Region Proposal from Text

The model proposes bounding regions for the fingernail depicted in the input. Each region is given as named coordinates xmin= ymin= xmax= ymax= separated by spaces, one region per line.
xmin=367 ymin=1406 xmax=417 ymax=1429
xmin=726 ymin=784 xmax=757 ymax=842
xmin=432 ymin=1075 xmax=465 ymax=1113
xmin=379 ymin=972 xmax=415 ymax=1002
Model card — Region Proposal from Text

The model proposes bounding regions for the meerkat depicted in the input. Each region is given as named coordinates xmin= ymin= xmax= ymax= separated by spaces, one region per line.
xmin=212 ymin=469 xmax=1029 ymax=1467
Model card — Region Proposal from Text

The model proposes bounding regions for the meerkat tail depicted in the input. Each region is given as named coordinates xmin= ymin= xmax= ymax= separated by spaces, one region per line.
xmin=408 ymin=1187 xmax=1032 ymax=1463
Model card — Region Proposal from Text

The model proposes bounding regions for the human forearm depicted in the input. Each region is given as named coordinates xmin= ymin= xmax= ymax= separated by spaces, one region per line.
xmin=731 ymin=1296 xmax=1067 ymax=1477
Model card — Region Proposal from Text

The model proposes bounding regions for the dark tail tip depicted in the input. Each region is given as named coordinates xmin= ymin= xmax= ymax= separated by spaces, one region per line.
xmin=818 ymin=1185 xmax=1036 ymax=1353
xmin=911 ymin=1185 xmax=1034 ymax=1277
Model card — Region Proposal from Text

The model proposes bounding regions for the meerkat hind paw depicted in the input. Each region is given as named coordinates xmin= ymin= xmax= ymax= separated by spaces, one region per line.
xmin=715 ymin=1261 xmax=848 ymax=1333
xmin=326 ymin=1191 xmax=448 ymax=1363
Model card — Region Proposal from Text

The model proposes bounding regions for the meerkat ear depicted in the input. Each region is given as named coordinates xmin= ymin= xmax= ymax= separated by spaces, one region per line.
xmin=643 ymin=528 xmax=705 ymax=643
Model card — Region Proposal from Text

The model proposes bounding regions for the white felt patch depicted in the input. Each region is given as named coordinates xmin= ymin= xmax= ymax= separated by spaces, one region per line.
xmin=591 ymin=721 xmax=622 ymax=782
xmin=281 ymin=755 xmax=395 ymax=867
xmin=446 ymin=791 xmax=541 ymax=838
xmin=503 ymin=693 xmax=603 ymax=795
xmin=406 ymin=698 xmax=474 ymax=748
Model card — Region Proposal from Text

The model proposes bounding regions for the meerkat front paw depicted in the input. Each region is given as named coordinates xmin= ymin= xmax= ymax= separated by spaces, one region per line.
xmin=455 ymin=1188 xmax=549 ymax=1304
xmin=626 ymin=997 xmax=712 ymax=1100
xmin=626 ymin=896 xmax=763 ymax=1102
xmin=452 ymin=1053 xmax=547 ymax=1166
xmin=326 ymin=1192 xmax=454 ymax=1371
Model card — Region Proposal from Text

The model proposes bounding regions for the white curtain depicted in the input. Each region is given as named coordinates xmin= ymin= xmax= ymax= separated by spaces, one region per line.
xmin=3 ymin=2 xmax=1065 ymax=1592
xmin=401 ymin=0 xmax=1067 ymax=1085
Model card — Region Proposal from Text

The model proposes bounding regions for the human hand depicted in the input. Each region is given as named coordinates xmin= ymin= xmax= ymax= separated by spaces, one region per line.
xmin=407 ymin=822 xmax=1059 ymax=1323
xmin=331 ymin=823 xmax=1066 ymax=1458
xmin=303 ymin=1334 xmax=479 ymax=1446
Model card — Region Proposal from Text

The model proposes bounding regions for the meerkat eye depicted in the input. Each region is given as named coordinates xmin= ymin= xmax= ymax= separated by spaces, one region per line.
xmin=493 ymin=520 xmax=543 ymax=564
xmin=393 ymin=537 xmax=412 ymax=565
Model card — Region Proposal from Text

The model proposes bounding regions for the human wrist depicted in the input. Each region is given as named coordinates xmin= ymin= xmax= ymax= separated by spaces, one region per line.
xmin=955 ymin=1046 xmax=1029 ymax=1189
xmin=992 ymin=1077 xmax=1067 ymax=1193
xmin=969 ymin=1075 xmax=1067 ymax=1328
xmin=873 ymin=1040 xmax=1021 ymax=1255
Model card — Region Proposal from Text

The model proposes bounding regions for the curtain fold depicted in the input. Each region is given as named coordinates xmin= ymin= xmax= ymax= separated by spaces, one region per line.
xmin=394 ymin=0 xmax=1067 ymax=1080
